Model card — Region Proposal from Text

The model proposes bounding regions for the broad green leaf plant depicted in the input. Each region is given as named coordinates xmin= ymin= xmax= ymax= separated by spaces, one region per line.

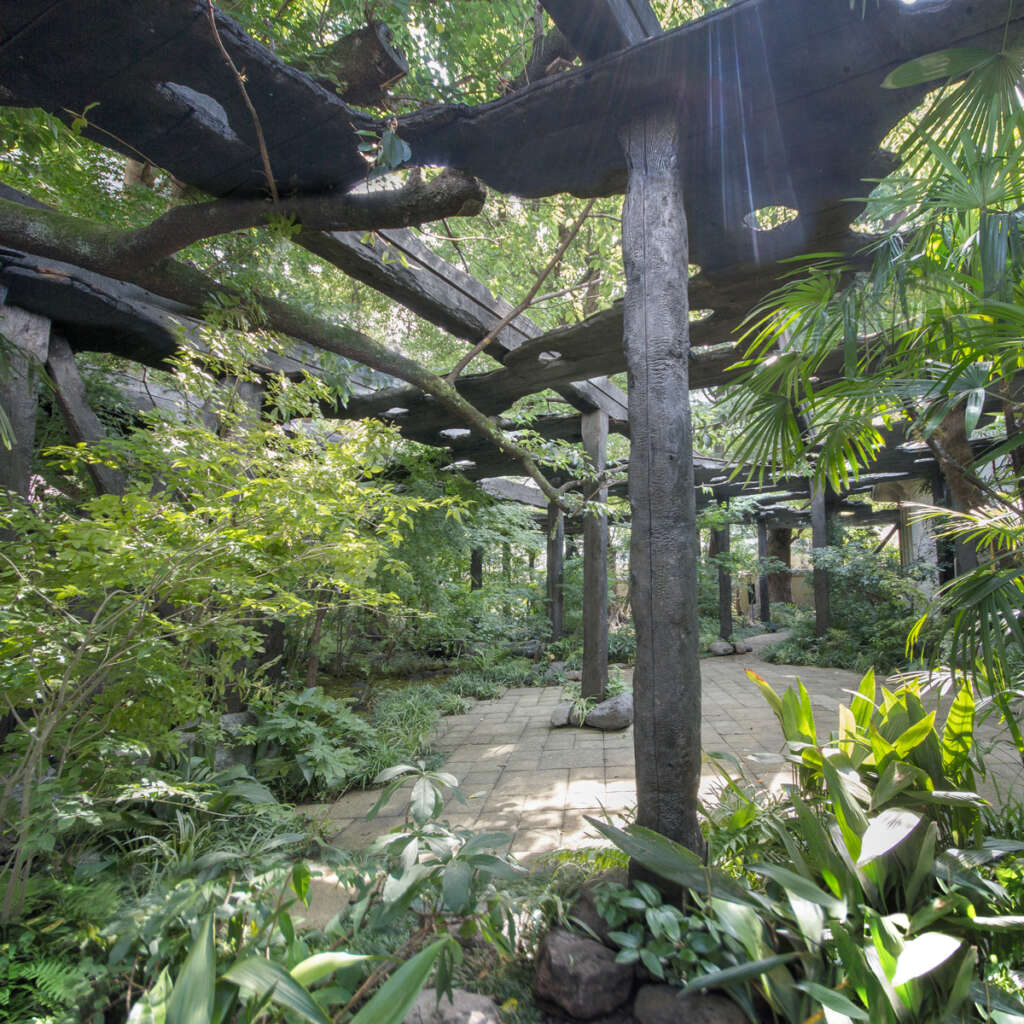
xmin=589 ymin=670 xmax=1024 ymax=1023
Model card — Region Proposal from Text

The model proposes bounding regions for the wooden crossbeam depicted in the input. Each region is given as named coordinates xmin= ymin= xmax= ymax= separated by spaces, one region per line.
xmin=541 ymin=0 xmax=660 ymax=61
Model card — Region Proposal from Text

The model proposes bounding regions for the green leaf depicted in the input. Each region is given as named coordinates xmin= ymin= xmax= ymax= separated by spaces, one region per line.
xmin=167 ymin=914 xmax=215 ymax=1024
xmin=349 ymin=937 xmax=452 ymax=1024
xmin=856 ymin=808 xmax=922 ymax=866
xmin=291 ymin=952 xmax=374 ymax=988
xmin=795 ymin=981 xmax=869 ymax=1020
xmin=639 ymin=949 xmax=666 ymax=979
xmin=410 ymin=775 xmax=439 ymax=826
xmin=748 ymin=669 xmax=783 ymax=722
xmin=941 ymin=683 xmax=974 ymax=777
xmin=586 ymin=819 xmax=750 ymax=903
xmin=441 ymin=859 xmax=473 ymax=913
xmin=128 ymin=967 xmax=172 ymax=1024
xmin=681 ymin=953 xmax=804 ymax=994
xmin=222 ymin=957 xmax=331 ymax=1024
xmin=890 ymin=932 xmax=961 ymax=986
xmin=890 ymin=712 xmax=936 ymax=758
xmin=749 ymin=863 xmax=847 ymax=916
xmin=882 ymin=48 xmax=996 ymax=89
xmin=851 ymin=669 xmax=877 ymax=731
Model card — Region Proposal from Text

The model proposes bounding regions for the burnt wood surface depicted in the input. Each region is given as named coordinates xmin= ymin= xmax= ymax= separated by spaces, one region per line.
xmin=581 ymin=409 xmax=609 ymax=700
xmin=620 ymin=108 xmax=703 ymax=855
xmin=46 ymin=335 xmax=126 ymax=495
xmin=0 ymin=305 xmax=50 ymax=497
xmin=541 ymin=0 xmax=661 ymax=61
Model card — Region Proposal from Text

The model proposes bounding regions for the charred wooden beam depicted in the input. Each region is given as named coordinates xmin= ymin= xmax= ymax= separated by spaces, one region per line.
xmin=541 ymin=0 xmax=660 ymax=61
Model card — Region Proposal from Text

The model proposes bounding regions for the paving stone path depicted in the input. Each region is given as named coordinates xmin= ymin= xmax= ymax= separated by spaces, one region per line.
xmin=303 ymin=637 xmax=1023 ymax=863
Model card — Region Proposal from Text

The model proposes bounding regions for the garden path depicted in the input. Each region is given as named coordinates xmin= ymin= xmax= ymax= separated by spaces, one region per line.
xmin=303 ymin=639 xmax=1024 ymax=865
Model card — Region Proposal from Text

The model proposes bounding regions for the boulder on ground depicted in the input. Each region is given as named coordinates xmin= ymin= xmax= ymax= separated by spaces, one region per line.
xmin=404 ymin=988 xmax=503 ymax=1024
xmin=534 ymin=928 xmax=634 ymax=1020
xmin=585 ymin=693 xmax=633 ymax=731
xmin=566 ymin=669 xmax=583 ymax=682
xmin=545 ymin=660 xmax=567 ymax=681
xmin=707 ymin=641 xmax=734 ymax=656
xmin=634 ymin=986 xmax=747 ymax=1024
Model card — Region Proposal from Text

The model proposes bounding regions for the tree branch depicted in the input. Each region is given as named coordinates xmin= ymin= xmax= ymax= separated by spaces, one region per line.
xmin=444 ymin=197 xmax=594 ymax=383
xmin=0 ymin=196 xmax=561 ymax=506
xmin=116 ymin=168 xmax=486 ymax=265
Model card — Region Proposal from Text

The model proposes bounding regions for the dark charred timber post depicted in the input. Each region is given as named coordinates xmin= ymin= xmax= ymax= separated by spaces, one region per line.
xmin=46 ymin=335 xmax=125 ymax=496
xmin=708 ymin=499 xmax=732 ymax=642
xmin=931 ymin=474 xmax=957 ymax=586
xmin=810 ymin=482 xmax=832 ymax=637
xmin=766 ymin=527 xmax=793 ymax=604
xmin=756 ymin=517 xmax=771 ymax=627
xmin=619 ymin=109 xmax=704 ymax=855
xmin=0 ymin=304 xmax=50 ymax=497
xmin=470 ymin=547 xmax=484 ymax=591
xmin=546 ymin=502 xmax=565 ymax=640
xmin=581 ymin=409 xmax=609 ymax=701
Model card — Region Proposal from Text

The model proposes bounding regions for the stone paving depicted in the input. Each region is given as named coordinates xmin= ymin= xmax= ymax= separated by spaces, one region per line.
xmin=303 ymin=638 xmax=1024 ymax=863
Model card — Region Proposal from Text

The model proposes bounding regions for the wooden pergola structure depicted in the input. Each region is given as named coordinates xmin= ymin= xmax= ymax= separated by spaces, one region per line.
xmin=1 ymin=0 xmax=1017 ymax=850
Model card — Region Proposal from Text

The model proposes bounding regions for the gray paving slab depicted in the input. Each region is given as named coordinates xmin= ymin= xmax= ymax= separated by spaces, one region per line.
xmin=309 ymin=637 xmax=1024 ymax=859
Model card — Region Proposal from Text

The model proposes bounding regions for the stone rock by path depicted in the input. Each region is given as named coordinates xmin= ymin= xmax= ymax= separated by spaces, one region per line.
xmin=405 ymin=988 xmax=503 ymax=1024
xmin=550 ymin=702 xmax=584 ymax=728
xmin=585 ymin=693 xmax=633 ymax=731
xmin=633 ymin=986 xmax=747 ymax=1024
xmin=566 ymin=669 xmax=583 ymax=682
xmin=568 ymin=882 xmax=623 ymax=948
xmin=534 ymin=928 xmax=634 ymax=1019
xmin=708 ymin=641 xmax=734 ymax=656
xmin=546 ymin=660 xmax=567 ymax=681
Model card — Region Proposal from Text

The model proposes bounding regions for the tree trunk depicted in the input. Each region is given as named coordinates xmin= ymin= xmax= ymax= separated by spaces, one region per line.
xmin=619 ymin=108 xmax=703 ymax=856
xmin=470 ymin=547 xmax=484 ymax=590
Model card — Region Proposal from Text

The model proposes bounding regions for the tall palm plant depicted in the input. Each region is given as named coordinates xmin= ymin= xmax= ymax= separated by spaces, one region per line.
xmin=721 ymin=25 xmax=1024 ymax=756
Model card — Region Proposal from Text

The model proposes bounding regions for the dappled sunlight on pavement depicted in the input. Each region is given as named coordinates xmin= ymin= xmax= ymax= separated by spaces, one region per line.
xmin=303 ymin=637 xmax=1024 ymax=861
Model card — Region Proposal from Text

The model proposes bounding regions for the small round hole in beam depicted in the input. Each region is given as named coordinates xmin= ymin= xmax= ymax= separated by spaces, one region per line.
xmin=743 ymin=206 xmax=799 ymax=232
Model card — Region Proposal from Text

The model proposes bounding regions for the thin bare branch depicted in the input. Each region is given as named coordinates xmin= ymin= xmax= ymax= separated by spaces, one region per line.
xmin=443 ymin=198 xmax=596 ymax=384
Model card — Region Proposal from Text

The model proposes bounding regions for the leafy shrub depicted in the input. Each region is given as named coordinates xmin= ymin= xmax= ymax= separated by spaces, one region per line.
xmin=590 ymin=670 xmax=1024 ymax=1023
xmin=608 ymin=623 xmax=636 ymax=663
xmin=444 ymin=671 xmax=505 ymax=701
xmin=761 ymin=536 xmax=929 ymax=673
xmin=250 ymin=686 xmax=379 ymax=799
